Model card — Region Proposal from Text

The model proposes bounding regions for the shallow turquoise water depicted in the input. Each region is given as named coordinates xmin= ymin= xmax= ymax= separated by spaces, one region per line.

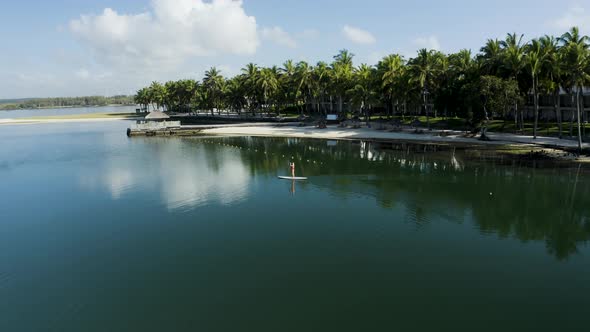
xmin=0 ymin=121 xmax=589 ymax=331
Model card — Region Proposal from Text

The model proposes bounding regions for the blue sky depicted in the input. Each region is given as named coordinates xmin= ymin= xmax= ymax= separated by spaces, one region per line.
xmin=0 ymin=0 xmax=588 ymax=98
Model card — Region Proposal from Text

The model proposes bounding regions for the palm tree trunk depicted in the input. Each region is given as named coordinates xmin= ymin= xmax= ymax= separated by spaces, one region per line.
xmin=576 ymin=86 xmax=583 ymax=152
xmin=391 ymin=99 xmax=395 ymax=120
xmin=403 ymin=100 xmax=407 ymax=120
xmin=423 ymin=92 xmax=430 ymax=130
xmin=555 ymin=90 xmax=562 ymax=139
xmin=481 ymin=105 xmax=489 ymax=138
xmin=520 ymin=107 xmax=524 ymax=131
xmin=514 ymin=103 xmax=518 ymax=133
xmin=533 ymin=77 xmax=539 ymax=139
xmin=330 ymin=96 xmax=334 ymax=113
xmin=570 ymin=93 xmax=575 ymax=138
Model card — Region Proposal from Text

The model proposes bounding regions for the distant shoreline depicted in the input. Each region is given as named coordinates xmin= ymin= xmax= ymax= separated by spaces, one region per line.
xmin=0 ymin=112 xmax=140 ymax=125
xmin=0 ymin=104 xmax=136 ymax=111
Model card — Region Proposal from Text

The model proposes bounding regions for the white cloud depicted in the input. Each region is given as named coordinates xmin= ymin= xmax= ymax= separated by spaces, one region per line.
xmin=261 ymin=26 xmax=297 ymax=48
xmin=69 ymin=0 xmax=259 ymax=70
xmin=343 ymin=25 xmax=376 ymax=45
xmin=412 ymin=35 xmax=441 ymax=51
xmin=75 ymin=68 xmax=90 ymax=79
xmin=550 ymin=6 xmax=590 ymax=33
xmin=74 ymin=68 xmax=113 ymax=81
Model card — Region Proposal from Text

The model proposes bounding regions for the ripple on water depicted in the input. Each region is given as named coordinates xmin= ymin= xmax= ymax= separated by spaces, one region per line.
xmin=46 ymin=302 xmax=87 ymax=332
xmin=404 ymin=203 xmax=431 ymax=228
xmin=0 ymin=270 xmax=14 ymax=290
xmin=166 ymin=182 xmax=250 ymax=212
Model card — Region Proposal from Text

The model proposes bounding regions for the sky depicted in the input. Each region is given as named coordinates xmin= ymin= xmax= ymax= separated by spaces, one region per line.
xmin=0 ymin=0 xmax=589 ymax=98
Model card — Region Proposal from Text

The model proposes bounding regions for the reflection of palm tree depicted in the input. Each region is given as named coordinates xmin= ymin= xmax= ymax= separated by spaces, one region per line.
xmin=208 ymin=136 xmax=590 ymax=260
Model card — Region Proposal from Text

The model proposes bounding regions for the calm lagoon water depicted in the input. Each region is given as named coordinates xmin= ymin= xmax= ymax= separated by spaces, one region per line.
xmin=0 ymin=121 xmax=589 ymax=331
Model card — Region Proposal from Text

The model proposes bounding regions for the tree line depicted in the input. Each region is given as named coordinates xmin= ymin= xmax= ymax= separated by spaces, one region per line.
xmin=0 ymin=95 xmax=135 ymax=110
xmin=135 ymin=27 xmax=590 ymax=151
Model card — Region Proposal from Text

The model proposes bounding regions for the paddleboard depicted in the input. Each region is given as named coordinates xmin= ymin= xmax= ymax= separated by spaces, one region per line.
xmin=278 ymin=176 xmax=308 ymax=181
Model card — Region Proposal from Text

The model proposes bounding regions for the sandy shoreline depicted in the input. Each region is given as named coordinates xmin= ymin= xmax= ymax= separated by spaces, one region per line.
xmin=199 ymin=124 xmax=589 ymax=150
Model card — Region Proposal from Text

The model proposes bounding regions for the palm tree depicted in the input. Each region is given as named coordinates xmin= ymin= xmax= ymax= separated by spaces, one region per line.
xmin=181 ymin=79 xmax=198 ymax=112
xmin=351 ymin=64 xmax=376 ymax=124
xmin=148 ymin=81 xmax=166 ymax=111
xmin=525 ymin=39 xmax=544 ymax=138
xmin=479 ymin=39 xmax=503 ymax=76
xmin=409 ymin=49 xmax=442 ymax=129
xmin=280 ymin=60 xmax=297 ymax=110
xmin=378 ymin=54 xmax=405 ymax=118
xmin=500 ymin=33 xmax=526 ymax=130
xmin=334 ymin=49 xmax=354 ymax=67
xmin=313 ymin=61 xmax=331 ymax=114
xmin=559 ymin=27 xmax=590 ymax=152
xmin=256 ymin=67 xmax=279 ymax=115
xmin=193 ymin=83 xmax=207 ymax=113
xmin=539 ymin=35 xmax=564 ymax=138
xmin=447 ymin=49 xmax=474 ymax=119
xmin=203 ymin=67 xmax=225 ymax=116
xmin=241 ymin=63 xmax=259 ymax=115
xmin=295 ymin=61 xmax=313 ymax=114
xmin=224 ymin=77 xmax=245 ymax=115
xmin=134 ymin=87 xmax=150 ymax=112
xmin=331 ymin=50 xmax=354 ymax=116
xmin=163 ymin=80 xmax=177 ymax=112
xmin=435 ymin=53 xmax=451 ymax=118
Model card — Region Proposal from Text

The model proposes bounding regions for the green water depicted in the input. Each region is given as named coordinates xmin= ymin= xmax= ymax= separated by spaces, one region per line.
xmin=1 ymin=122 xmax=589 ymax=331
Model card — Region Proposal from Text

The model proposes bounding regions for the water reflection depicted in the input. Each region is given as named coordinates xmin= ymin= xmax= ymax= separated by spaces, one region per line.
xmin=80 ymin=138 xmax=250 ymax=210
xmin=197 ymin=136 xmax=590 ymax=260
xmin=78 ymin=134 xmax=590 ymax=259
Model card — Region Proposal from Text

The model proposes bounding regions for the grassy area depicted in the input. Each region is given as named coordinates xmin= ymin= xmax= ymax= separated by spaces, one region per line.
xmin=21 ymin=112 xmax=140 ymax=120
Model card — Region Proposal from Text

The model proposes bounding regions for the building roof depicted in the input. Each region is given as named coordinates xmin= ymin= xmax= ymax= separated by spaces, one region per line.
xmin=145 ymin=111 xmax=170 ymax=120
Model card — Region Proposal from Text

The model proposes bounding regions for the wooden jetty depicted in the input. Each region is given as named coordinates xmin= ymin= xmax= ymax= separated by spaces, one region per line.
xmin=127 ymin=122 xmax=292 ymax=137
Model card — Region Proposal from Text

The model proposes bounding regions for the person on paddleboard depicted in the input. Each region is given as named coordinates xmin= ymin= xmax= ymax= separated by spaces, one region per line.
xmin=289 ymin=162 xmax=295 ymax=178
